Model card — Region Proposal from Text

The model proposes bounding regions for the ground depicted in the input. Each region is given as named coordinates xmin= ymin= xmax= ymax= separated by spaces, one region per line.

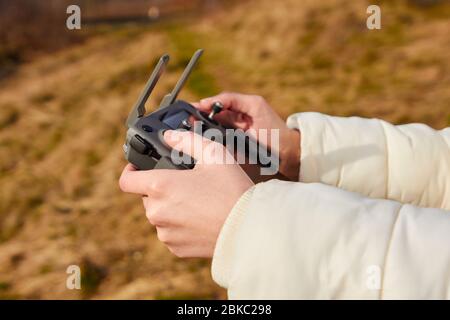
xmin=0 ymin=0 xmax=449 ymax=299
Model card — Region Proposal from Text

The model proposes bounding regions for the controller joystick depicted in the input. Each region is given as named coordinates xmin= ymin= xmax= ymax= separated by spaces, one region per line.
xmin=208 ymin=101 xmax=224 ymax=120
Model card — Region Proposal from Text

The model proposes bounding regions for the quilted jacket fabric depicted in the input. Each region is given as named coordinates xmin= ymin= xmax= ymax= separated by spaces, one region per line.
xmin=212 ymin=113 xmax=450 ymax=299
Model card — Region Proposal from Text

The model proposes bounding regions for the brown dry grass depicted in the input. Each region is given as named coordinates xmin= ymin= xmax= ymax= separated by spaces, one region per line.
xmin=0 ymin=0 xmax=449 ymax=299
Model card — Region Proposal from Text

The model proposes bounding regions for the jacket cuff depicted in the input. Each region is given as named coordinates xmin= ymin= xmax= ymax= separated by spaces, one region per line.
xmin=211 ymin=186 xmax=255 ymax=288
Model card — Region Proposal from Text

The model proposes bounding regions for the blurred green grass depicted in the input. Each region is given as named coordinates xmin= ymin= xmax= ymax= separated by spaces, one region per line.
xmin=166 ymin=25 xmax=219 ymax=97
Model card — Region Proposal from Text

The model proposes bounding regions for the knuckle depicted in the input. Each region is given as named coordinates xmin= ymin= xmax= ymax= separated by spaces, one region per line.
xmin=147 ymin=180 xmax=157 ymax=191
xmin=169 ymin=246 xmax=186 ymax=258
xmin=118 ymin=174 xmax=128 ymax=192
xmin=218 ymin=91 xmax=235 ymax=101
xmin=253 ymin=95 xmax=265 ymax=104
xmin=156 ymin=228 xmax=170 ymax=244
xmin=147 ymin=180 xmax=165 ymax=195
xmin=145 ymin=210 xmax=153 ymax=223
xmin=146 ymin=208 xmax=164 ymax=226
xmin=142 ymin=197 xmax=148 ymax=209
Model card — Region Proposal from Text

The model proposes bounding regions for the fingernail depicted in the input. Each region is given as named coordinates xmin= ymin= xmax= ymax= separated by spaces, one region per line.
xmin=164 ymin=130 xmax=173 ymax=140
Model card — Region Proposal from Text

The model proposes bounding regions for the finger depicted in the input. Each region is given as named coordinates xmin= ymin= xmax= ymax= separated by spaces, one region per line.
xmin=199 ymin=92 xmax=254 ymax=114
xmin=119 ymin=164 xmax=170 ymax=195
xmin=124 ymin=163 xmax=137 ymax=172
xmin=190 ymin=101 xmax=213 ymax=114
xmin=192 ymin=100 xmax=248 ymax=129
xmin=156 ymin=226 xmax=173 ymax=244
xmin=146 ymin=203 xmax=168 ymax=227
xmin=198 ymin=93 xmax=236 ymax=111
xmin=163 ymin=130 xmax=220 ymax=164
xmin=212 ymin=110 xmax=235 ymax=127
xmin=190 ymin=100 xmax=210 ymax=112
xmin=213 ymin=110 xmax=251 ymax=130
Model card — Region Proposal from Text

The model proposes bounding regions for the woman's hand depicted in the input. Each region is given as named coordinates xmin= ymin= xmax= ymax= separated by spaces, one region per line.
xmin=119 ymin=130 xmax=254 ymax=258
xmin=194 ymin=92 xmax=300 ymax=181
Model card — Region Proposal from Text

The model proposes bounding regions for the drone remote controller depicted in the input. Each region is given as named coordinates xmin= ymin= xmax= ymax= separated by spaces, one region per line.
xmin=123 ymin=49 xmax=285 ymax=183
xmin=124 ymin=50 xmax=231 ymax=170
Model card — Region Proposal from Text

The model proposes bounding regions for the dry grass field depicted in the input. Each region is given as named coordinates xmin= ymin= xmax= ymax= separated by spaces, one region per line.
xmin=0 ymin=0 xmax=449 ymax=299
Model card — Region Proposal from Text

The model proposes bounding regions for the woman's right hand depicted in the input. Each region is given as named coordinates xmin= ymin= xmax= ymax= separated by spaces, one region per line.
xmin=193 ymin=92 xmax=301 ymax=181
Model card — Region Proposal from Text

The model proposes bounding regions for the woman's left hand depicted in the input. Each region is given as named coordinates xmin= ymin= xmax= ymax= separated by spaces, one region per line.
xmin=119 ymin=130 xmax=254 ymax=258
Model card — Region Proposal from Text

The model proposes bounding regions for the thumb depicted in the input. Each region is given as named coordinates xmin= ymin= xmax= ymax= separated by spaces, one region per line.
xmin=163 ymin=130 xmax=226 ymax=165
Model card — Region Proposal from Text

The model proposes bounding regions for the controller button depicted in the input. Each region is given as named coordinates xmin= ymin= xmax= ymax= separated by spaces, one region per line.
xmin=142 ymin=125 xmax=153 ymax=132
xmin=180 ymin=119 xmax=192 ymax=130
xmin=131 ymin=135 xmax=154 ymax=155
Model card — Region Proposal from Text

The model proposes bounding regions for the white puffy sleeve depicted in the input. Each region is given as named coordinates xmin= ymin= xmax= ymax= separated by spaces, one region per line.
xmin=287 ymin=113 xmax=450 ymax=210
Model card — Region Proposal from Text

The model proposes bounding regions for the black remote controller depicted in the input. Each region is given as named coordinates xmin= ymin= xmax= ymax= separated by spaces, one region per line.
xmin=124 ymin=50 xmax=235 ymax=170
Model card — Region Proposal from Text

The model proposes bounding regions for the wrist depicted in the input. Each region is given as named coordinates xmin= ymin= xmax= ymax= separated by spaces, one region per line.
xmin=278 ymin=129 xmax=301 ymax=181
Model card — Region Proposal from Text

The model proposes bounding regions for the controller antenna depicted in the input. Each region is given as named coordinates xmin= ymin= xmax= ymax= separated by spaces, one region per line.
xmin=158 ymin=49 xmax=204 ymax=109
xmin=126 ymin=54 xmax=169 ymax=127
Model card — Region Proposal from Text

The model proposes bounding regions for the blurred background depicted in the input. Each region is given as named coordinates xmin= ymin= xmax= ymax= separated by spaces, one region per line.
xmin=0 ymin=0 xmax=449 ymax=299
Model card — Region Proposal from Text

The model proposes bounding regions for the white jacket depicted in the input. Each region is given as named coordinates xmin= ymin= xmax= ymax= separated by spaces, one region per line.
xmin=212 ymin=113 xmax=450 ymax=299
